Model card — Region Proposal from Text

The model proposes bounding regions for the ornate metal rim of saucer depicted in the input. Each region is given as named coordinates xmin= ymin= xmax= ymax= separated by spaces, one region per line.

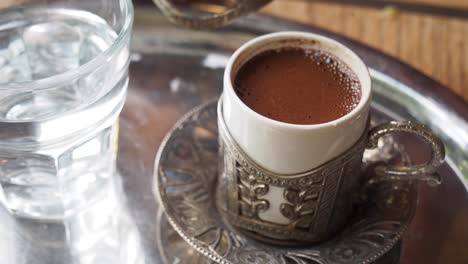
xmin=154 ymin=99 xmax=418 ymax=264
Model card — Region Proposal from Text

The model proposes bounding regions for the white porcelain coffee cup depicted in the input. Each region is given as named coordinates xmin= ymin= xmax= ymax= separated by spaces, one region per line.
xmin=223 ymin=31 xmax=372 ymax=175
xmin=218 ymin=32 xmax=444 ymax=243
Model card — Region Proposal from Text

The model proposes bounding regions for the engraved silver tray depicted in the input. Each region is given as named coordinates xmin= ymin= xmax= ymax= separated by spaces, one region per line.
xmin=0 ymin=7 xmax=466 ymax=264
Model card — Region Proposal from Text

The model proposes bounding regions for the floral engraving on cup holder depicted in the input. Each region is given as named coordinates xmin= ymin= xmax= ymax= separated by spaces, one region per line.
xmin=237 ymin=165 xmax=270 ymax=218
xmin=280 ymin=187 xmax=320 ymax=229
xmin=220 ymin=116 xmax=368 ymax=243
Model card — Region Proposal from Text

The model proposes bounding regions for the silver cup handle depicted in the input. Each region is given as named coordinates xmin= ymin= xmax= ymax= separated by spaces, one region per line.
xmin=152 ymin=0 xmax=272 ymax=29
xmin=364 ymin=121 xmax=445 ymax=189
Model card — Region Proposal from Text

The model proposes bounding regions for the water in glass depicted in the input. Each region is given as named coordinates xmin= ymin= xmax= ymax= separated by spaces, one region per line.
xmin=0 ymin=5 xmax=130 ymax=219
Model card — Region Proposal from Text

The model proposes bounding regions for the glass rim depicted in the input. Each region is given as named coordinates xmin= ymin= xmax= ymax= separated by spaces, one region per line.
xmin=0 ymin=0 xmax=134 ymax=92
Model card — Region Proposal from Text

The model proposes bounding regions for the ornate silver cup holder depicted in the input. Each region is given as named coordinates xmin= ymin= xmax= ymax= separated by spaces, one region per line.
xmin=154 ymin=99 xmax=418 ymax=264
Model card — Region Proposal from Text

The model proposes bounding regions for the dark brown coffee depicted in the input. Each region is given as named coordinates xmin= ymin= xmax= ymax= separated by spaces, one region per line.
xmin=234 ymin=47 xmax=361 ymax=125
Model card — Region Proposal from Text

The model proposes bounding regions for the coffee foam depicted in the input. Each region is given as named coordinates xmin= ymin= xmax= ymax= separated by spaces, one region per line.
xmin=234 ymin=47 xmax=361 ymax=125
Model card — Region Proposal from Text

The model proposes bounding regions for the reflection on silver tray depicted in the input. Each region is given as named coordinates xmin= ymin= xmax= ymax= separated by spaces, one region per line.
xmin=154 ymin=99 xmax=417 ymax=264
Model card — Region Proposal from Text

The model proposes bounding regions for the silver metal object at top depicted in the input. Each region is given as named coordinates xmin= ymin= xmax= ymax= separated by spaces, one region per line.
xmin=152 ymin=0 xmax=272 ymax=29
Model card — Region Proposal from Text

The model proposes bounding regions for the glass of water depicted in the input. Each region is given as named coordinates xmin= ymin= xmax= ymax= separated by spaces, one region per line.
xmin=0 ymin=0 xmax=133 ymax=219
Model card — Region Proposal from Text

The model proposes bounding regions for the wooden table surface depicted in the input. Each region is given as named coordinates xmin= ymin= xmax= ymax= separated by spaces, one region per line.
xmin=262 ymin=0 xmax=468 ymax=102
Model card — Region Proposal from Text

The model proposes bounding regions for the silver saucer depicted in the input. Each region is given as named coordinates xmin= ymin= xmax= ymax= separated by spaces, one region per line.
xmin=155 ymin=209 xmax=402 ymax=264
xmin=154 ymin=99 xmax=417 ymax=264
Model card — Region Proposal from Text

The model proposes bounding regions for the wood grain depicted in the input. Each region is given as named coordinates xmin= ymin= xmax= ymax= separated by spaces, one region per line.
xmin=387 ymin=0 xmax=468 ymax=9
xmin=262 ymin=1 xmax=468 ymax=101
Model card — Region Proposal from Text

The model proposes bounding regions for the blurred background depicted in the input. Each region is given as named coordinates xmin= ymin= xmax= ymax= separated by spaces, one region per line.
xmin=1 ymin=0 xmax=466 ymax=103
xmin=262 ymin=0 xmax=468 ymax=103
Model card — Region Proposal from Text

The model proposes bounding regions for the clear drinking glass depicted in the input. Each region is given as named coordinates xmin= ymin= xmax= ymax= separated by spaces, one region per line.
xmin=0 ymin=0 xmax=133 ymax=219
